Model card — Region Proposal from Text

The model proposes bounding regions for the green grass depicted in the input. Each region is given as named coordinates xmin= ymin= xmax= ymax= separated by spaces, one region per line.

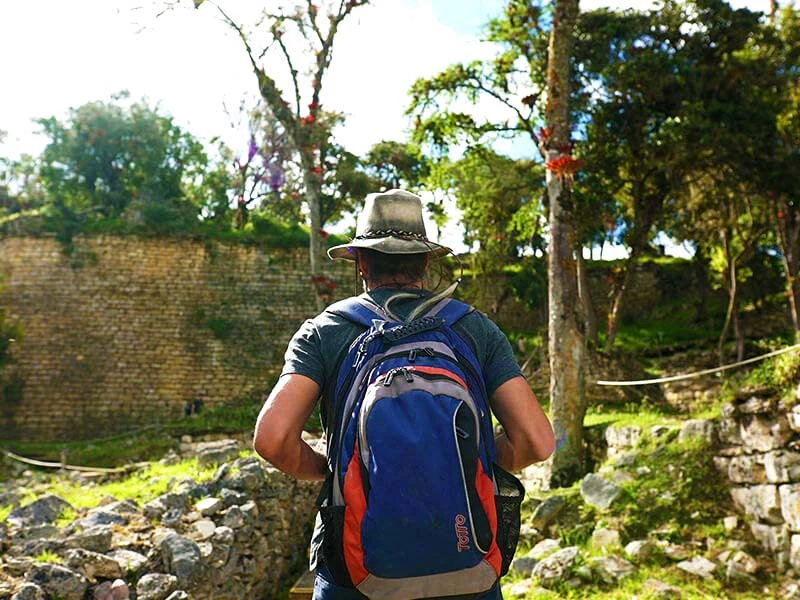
xmin=28 ymin=457 xmax=222 ymax=510
xmin=583 ymin=404 xmax=684 ymax=429
xmin=3 ymin=428 xmax=180 ymax=469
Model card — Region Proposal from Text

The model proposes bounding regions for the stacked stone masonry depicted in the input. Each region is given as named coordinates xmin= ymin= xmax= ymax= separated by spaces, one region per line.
xmin=0 ymin=236 xmax=351 ymax=441
xmin=0 ymin=235 xmax=667 ymax=442
xmin=714 ymin=387 xmax=800 ymax=571
xmin=0 ymin=440 xmax=320 ymax=600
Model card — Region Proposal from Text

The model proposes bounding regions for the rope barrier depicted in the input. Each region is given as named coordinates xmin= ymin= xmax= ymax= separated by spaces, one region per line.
xmin=0 ymin=448 xmax=133 ymax=474
xmin=596 ymin=342 xmax=800 ymax=387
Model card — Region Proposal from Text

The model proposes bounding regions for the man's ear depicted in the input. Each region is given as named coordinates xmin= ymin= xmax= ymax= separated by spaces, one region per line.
xmin=356 ymin=251 xmax=367 ymax=278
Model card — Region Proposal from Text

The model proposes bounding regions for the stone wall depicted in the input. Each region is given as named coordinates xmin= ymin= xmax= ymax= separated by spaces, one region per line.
xmin=458 ymin=261 xmax=665 ymax=334
xmin=0 ymin=439 xmax=319 ymax=600
xmin=0 ymin=235 xmax=674 ymax=442
xmin=0 ymin=236 xmax=350 ymax=441
xmin=714 ymin=386 xmax=800 ymax=571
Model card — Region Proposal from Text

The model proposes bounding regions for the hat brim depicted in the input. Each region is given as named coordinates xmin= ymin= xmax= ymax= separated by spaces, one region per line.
xmin=327 ymin=236 xmax=452 ymax=261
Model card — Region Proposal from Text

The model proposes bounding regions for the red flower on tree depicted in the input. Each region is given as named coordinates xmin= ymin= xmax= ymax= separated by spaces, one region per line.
xmin=545 ymin=155 xmax=582 ymax=176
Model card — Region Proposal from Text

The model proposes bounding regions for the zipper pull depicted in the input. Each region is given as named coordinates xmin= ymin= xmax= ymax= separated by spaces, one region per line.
xmin=384 ymin=369 xmax=396 ymax=386
xmin=404 ymin=368 xmax=414 ymax=382
xmin=424 ymin=347 xmax=436 ymax=357
xmin=408 ymin=348 xmax=418 ymax=362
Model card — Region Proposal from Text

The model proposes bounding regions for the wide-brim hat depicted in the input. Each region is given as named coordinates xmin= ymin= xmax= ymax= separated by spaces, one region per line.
xmin=327 ymin=189 xmax=452 ymax=261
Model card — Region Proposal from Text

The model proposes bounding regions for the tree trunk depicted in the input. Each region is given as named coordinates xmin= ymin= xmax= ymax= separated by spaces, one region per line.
xmin=717 ymin=230 xmax=737 ymax=365
xmin=302 ymin=156 xmax=326 ymax=312
xmin=604 ymin=246 xmax=638 ymax=352
xmin=781 ymin=249 xmax=800 ymax=338
xmin=577 ymin=250 xmax=598 ymax=348
xmin=545 ymin=0 xmax=585 ymax=488
xmin=691 ymin=247 xmax=711 ymax=325
xmin=777 ymin=201 xmax=800 ymax=339
xmin=733 ymin=309 xmax=744 ymax=362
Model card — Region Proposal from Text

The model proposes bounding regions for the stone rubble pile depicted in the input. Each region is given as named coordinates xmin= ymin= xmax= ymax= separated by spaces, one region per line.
xmin=6 ymin=394 xmax=800 ymax=599
xmin=508 ymin=418 xmax=792 ymax=598
xmin=0 ymin=440 xmax=318 ymax=600
xmin=714 ymin=385 xmax=800 ymax=572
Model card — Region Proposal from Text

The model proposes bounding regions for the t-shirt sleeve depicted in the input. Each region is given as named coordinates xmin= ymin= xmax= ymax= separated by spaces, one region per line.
xmin=280 ymin=319 xmax=325 ymax=387
xmin=481 ymin=317 xmax=524 ymax=397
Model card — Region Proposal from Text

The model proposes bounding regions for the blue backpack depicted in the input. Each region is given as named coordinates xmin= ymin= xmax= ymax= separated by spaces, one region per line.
xmin=317 ymin=294 xmax=525 ymax=600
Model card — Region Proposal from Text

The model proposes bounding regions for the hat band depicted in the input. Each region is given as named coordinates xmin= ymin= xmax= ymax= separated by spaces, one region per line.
xmin=354 ymin=228 xmax=429 ymax=242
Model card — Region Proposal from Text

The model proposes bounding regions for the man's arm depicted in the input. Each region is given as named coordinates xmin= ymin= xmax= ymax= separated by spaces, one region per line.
xmin=491 ymin=376 xmax=555 ymax=472
xmin=253 ymin=374 xmax=328 ymax=480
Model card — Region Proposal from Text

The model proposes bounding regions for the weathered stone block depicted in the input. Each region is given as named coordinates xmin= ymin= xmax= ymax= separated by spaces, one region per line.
xmin=780 ymin=484 xmax=800 ymax=531
xmin=750 ymin=522 xmax=790 ymax=559
xmin=718 ymin=417 xmax=742 ymax=446
xmin=725 ymin=454 xmax=766 ymax=484
xmin=605 ymin=426 xmax=641 ymax=455
xmin=730 ymin=485 xmax=783 ymax=524
xmin=739 ymin=414 xmax=793 ymax=453
xmin=766 ymin=451 xmax=800 ymax=483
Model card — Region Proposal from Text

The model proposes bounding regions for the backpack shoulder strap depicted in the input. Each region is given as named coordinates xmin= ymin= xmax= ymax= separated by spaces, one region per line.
xmin=326 ymin=294 xmax=392 ymax=328
xmin=424 ymin=296 xmax=475 ymax=327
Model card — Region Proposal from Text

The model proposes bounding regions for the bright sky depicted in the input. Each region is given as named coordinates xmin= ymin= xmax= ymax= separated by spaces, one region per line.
xmin=0 ymin=0 xmax=773 ymax=255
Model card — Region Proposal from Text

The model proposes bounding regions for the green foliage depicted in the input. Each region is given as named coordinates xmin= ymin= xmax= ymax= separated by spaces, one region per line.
xmin=34 ymin=549 xmax=62 ymax=564
xmin=407 ymin=0 xmax=549 ymax=154
xmin=55 ymin=506 xmax=77 ymax=528
xmin=725 ymin=341 xmax=800 ymax=396
xmin=365 ymin=141 xmax=430 ymax=190
xmin=428 ymin=147 xmax=545 ymax=263
xmin=508 ymin=408 xmax=770 ymax=599
xmin=168 ymin=392 xmax=269 ymax=437
xmin=36 ymin=93 xmax=212 ymax=227
xmin=248 ymin=212 xmax=312 ymax=247
xmin=507 ymin=258 xmax=548 ymax=312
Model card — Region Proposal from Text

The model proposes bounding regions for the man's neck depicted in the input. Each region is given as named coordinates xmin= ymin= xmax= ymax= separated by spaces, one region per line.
xmin=366 ymin=279 xmax=423 ymax=292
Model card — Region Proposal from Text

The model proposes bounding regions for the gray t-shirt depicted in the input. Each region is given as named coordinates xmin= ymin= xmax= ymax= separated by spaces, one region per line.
xmin=280 ymin=288 xmax=523 ymax=572
xmin=280 ymin=288 xmax=523 ymax=427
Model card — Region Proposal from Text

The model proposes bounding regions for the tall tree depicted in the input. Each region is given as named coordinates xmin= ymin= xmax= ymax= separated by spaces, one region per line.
xmin=575 ymin=6 xmax=678 ymax=351
xmin=186 ymin=0 xmax=369 ymax=307
xmin=544 ymin=0 xmax=584 ymax=487
xmin=678 ymin=173 xmax=771 ymax=362
xmin=364 ymin=141 xmax=431 ymax=192
xmin=36 ymin=95 xmax=211 ymax=232
xmin=765 ymin=4 xmax=800 ymax=336
xmin=408 ymin=0 xmax=587 ymax=485
xmin=428 ymin=146 xmax=544 ymax=268
xmin=664 ymin=0 xmax=786 ymax=355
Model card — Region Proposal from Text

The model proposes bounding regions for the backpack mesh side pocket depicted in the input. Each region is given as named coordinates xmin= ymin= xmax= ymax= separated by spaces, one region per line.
xmin=317 ymin=475 xmax=354 ymax=588
xmin=319 ymin=504 xmax=353 ymax=587
xmin=493 ymin=464 xmax=525 ymax=576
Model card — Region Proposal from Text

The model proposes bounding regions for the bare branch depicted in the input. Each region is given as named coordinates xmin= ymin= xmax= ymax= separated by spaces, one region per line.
xmin=207 ymin=1 xmax=297 ymax=141
xmin=273 ymin=27 xmax=303 ymax=117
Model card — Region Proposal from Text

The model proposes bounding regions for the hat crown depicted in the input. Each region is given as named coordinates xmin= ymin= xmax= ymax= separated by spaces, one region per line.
xmin=326 ymin=188 xmax=452 ymax=261
xmin=356 ymin=190 xmax=428 ymax=241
